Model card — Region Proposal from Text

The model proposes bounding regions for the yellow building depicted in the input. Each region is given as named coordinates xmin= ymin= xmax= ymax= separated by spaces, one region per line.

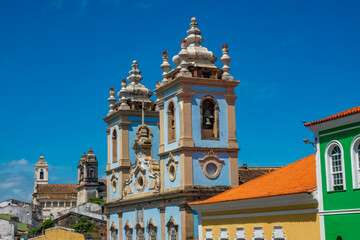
xmin=190 ymin=154 xmax=320 ymax=240
xmin=30 ymin=226 xmax=85 ymax=240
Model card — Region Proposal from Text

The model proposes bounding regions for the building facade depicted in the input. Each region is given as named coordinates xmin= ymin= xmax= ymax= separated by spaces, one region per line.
xmin=305 ymin=105 xmax=360 ymax=240
xmin=190 ymin=154 xmax=320 ymax=240
xmin=33 ymin=149 xmax=106 ymax=219
xmin=104 ymin=17 xmax=239 ymax=240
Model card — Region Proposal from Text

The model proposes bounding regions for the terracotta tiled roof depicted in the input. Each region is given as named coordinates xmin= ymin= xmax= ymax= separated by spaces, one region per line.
xmin=37 ymin=184 xmax=77 ymax=194
xmin=238 ymin=166 xmax=279 ymax=185
xmin=305 ymin=105 xmax=360 ymax=126
xmin=98 ymin=179 xmax=107 ymax=186
xmin=190 ymin=154 xmax=316 ymax=205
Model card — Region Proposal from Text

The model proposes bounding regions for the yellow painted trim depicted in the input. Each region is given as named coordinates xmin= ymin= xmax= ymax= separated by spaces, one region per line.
xmin=202 ymin=203 xmax=318 ymax=217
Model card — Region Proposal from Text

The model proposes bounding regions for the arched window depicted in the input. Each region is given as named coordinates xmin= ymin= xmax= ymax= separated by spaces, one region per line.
xmin=149 ymin=228 xmax=157 ymax=240
xmin=40 ymin=170 xmax=44 ymax=179
xmin=169 ymin=227 xmax=177 ymax=240
xmin=112 ymin=129 xmax=118 ymax=163
xmin=89 ymin=168 xmax=95 ymax=178
xmin=351 ymin=135 xmax=360 ymax=189
xmin=111 ymin=228 xmax=118 ymax=240
xmin=125 ymin=229 xmax=133 ymax=240
xmin=167 ymin=100 xmax=176 ymax=143
xmin=124 ymin=220 xmax=133 ymax=240
xmin=326 ymin=142 xmax=345 ymax=191
xmin=166 ymin=216 xmax=178 ymax=240
xmin=137 ymin=228 xmax=145 ymax=240
xmin=200 ymin=96 xmax=219 ymax=140
xmin=147 ymin=218 xmax=157 ymax=240
xmin=331 ymin=146 xmax=343 ymax=190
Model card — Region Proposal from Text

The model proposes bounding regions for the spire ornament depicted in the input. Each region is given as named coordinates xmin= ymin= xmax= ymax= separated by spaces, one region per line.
xmin=119 ymin=79 xmax=130 ymax=110
xmin=177 ymin=39 xmax=192 ymax=77
xmin=172 ymin=17 xmax=217 ymax=69
xmin=107 ymin=88 xmax=117 ymax=116
xmin=220 ymin=44 xmax=234 ymax=80
xmin=160 ymin=51 xmax=171 ymax=85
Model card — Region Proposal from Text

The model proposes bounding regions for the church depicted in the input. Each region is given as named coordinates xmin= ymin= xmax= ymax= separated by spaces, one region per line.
xmin=32 ymin=148 xmax=107 ymax=218
xmin=104 ymin=17 xmax=239 ymax=240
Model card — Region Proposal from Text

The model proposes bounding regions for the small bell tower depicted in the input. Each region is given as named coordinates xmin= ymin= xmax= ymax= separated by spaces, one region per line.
xmin=77 ymin=148 xmax=99 ymax=205
xmin=33 ymin=155 xmax=48 ymax=204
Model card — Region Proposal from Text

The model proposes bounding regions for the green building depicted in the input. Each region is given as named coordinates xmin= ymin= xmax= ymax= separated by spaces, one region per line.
xmin=305 ymin=106 xmax=360 ymax=240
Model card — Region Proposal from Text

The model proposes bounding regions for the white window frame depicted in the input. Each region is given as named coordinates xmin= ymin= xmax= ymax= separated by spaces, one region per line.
xmin=351 ymin=135 xmax=360 ymax=189
xmin=272 ymin=226 xmax=285 ymax=240
xmin=219 ymin=228 xmax=229 ymax=240
xmin=325 ymin=141 xmax=346 ymax=191
xmin=235 ymin=227 xmax=246 ymax=240
xmin=252 ymin=226 xmax=265 ymax=240
xmin=204 ymin=228 xmax=214 ymax=240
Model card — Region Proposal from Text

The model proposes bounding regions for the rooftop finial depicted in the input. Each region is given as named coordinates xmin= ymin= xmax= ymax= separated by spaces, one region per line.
xmin=160 ymin=50 xmax=171 ymax=85
xmin=178 ymin=39 xmax=192 ymax=77
xmin=127 ymin=60 xmax=143 ymax=84
xmin=186 ymin=17 xmax=203 ymax=47
xmin=107 ymin=88 xmax=117 ymax=116
xmin=220 ymin=44 xmax=234 ymax=80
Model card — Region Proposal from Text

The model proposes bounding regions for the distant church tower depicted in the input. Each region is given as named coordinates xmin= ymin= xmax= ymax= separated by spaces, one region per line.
xmin=104 ymin=17 xmax=239 ymax=240
xmin=33 ymin=155 xmax=48 ymax=204
xmin=77 ymin=148 xmax=99 ymax=205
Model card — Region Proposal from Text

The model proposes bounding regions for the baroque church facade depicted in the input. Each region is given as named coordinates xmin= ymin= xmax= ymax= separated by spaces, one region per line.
xmin=32 ymin=149 xmax=107 ymax=218
xmin=104 ymin=17 xmax=239 ymax=240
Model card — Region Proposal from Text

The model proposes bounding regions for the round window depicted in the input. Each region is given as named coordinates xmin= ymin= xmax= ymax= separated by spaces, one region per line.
xmin=138 ymin=176 xmax=144 ymax=187
xmin=206 ymin=163 xmax=218 ymax=176
xmin=169 ymin=165 xmax=175 ymax=177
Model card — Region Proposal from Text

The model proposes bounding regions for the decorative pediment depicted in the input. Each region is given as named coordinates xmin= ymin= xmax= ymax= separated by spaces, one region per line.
xmin=135 ymin=222 xmax=145 ymax=231
xmin=124 ymin=220 xmax=133 ymax=230
xmin=146 ymin=218 xmax=157 ymax=229
xmin=110 ymin=221 xmax=118 ymax=230
xmin=166 ymin=216 xmax=178 ymax=228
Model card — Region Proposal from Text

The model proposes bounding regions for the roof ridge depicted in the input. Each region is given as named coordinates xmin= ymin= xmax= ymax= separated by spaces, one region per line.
xmin=305 ymin=105 xmax=360 ymax=126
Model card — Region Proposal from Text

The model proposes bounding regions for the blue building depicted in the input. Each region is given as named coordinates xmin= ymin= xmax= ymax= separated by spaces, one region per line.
xmin=104 ymin=17 xmax=240 ymax=240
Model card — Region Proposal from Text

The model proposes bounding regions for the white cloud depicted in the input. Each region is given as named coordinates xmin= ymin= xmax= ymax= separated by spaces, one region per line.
xmin=7 ymin=158 xmax=29 ymax=166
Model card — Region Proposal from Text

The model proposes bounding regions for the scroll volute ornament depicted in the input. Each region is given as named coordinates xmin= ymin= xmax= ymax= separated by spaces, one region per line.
xmin=199 ymin=150 xmax=224 ymax=179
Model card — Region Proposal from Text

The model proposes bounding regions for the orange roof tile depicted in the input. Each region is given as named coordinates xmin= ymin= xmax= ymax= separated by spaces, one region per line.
xmin=37 ymin=184 xmax=77 ymax=194
xmin=305 ymin=105 xmax=360 ymax=126
xmin=190 ymin=154 xmax=316 ymax=205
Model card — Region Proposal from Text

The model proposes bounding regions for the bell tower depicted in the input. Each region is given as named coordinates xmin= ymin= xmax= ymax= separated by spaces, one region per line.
xmin=155 ymin=17 xmax=239 ymax=190
xmin=77 ymin=148 xmax=99 ymax=205
xmin=33 ymin=155 xmax=48 ymax=204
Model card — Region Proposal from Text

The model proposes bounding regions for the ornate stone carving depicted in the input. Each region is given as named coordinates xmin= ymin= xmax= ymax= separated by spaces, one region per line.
xmin=199 ymin=150 xmax=224 ymax=179
xmin=166 ymin=152 xmax=178 ymax=182
xmin=172 ymin=17 xmax=217 ymax=69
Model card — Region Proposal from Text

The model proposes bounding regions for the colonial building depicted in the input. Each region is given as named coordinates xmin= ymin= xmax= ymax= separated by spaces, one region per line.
xmin=104 ymin=17 xmax=239 ymax=240
xmin=305 ymin=105 xmax=360 ymax=240
xmin=32 ymin=149 xmax=106 ymax=219
xmin=189 ymin=154 xmax=320 ymax=240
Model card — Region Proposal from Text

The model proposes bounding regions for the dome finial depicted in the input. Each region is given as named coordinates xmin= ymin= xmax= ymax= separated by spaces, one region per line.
xmin=186 ymin=16 xmax=203 ymax=46
xmin=127 ymin=60 xmax=143 ymax=84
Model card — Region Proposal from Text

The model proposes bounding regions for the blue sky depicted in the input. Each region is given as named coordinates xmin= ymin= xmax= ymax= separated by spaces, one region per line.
xmin=0 ymin=0 xmax=359 ymax=202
